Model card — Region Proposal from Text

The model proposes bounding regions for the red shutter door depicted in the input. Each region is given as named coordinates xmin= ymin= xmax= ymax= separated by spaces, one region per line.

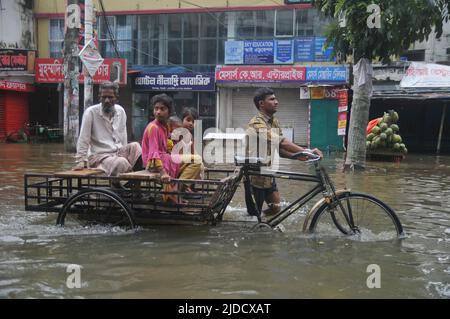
xmin=0 ymin=93 xmax=5 ymax=140
xmin=5 ymin=92 xmax=29 ymax=135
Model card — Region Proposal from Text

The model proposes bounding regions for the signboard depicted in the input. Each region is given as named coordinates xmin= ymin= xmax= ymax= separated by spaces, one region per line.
xmin=79 ymin=39 xmax=104 ymax=77
xmin=216 ymin=66 xmax=306 ymax=83
xmin=338 ymin=112 xmax=347 ymax=136
xmin=0 ymin=49 xmax=28 ymax=71
xmin=400 ymin=62 xmax=450 ymax=88
xmin=224 ymin=41 xmax=244 ymax=65
xmin=243 ymin=40 xmax=274 ymax=64
xmin=35 ymin=58 xmax=127 ymax=85
xmin=306 ymin=66 xmax=348 ymax=83
xmin=314 ymin=36 xmax=334 ymax=62
xmin=338 ymin=90 xmax=348 ymax=112
xmin=300 ymin=87 xmax=310 ymax=99
xmin=274 ymin=40 xmax=294 ymax=64
xmin=133 ymin=73 xmax=215 ymax=91
xmin=0 ymin=80 xmax=34 ymax=92
xmin=295 ymin=37 xmax=314 ymax=62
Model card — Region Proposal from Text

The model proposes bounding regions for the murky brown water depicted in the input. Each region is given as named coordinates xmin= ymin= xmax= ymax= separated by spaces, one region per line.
xmin=0 ymin=143 xmax=448 ymax=298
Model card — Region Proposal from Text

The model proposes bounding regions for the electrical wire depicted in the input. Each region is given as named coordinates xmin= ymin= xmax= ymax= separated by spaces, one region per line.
xmin=98 ymin=0 xmax=121 ymax=58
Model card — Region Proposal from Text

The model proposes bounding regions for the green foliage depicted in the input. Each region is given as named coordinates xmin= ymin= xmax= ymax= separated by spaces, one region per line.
xmin=314 ymin=0 xmax=446 ymax=63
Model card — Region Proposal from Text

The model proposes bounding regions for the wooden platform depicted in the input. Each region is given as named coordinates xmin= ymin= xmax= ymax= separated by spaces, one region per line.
xmin=54 ymin=168 xmax=104 ymax=177
xmin=119 ymin=170 xmax=160 ymax=181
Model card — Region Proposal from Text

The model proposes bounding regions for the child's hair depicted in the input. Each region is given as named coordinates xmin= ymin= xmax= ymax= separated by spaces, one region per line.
xmin=181 ymin=107 xmax=199 ymax=121
xmin=168 ymin=116 xmax=182 ymax=128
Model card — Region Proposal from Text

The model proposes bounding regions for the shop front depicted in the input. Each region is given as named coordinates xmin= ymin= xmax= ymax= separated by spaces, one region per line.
xmin=215 ymin=65 xmax=348 ymax=148
xmin=130 ymin=67 xmax=216 ymax=141
xmin=0 ymin=80 xmax=34 ymax=141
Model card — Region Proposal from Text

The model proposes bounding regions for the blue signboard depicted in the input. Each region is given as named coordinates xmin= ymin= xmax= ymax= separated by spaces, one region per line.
xmin=133 ymin=73 xmax=215 ymax=91
xmin=295 ymin=37 xmax=315 ymax=62
xmin=306 ymin=66 xmax=348 ymax=83
xmin=274 ymin=40 xmax=294 ymax=64
xmin=224 ymin=41 xmax=244 ymax=64
xmin=243 ymin=40 xmax=274 ymax=64
xmin=314 ymin=36 xmax=334 ymax=62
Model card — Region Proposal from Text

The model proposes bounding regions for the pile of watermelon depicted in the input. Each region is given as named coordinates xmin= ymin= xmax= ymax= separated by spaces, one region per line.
xmin=366 ymin=110 xmax=408 ymax=154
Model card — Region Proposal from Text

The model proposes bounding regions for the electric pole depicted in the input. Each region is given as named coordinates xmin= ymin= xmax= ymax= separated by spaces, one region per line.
xmin=83 ymin=0 xmax=94 ymax=111
xmin=63 ymin=0 xmax=81 ymax=152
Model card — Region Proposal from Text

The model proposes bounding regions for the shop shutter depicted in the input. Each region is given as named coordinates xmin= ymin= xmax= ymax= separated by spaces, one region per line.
xmin=232 ymin=88 xmax=309 ymax=145
xmin=5 ymin=92 xmax=29 ymax=135
xmin=0 ymin=93 xmax=5 ymax=139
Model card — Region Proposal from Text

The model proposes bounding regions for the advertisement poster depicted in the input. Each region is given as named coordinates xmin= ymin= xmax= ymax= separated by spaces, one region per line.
xmin=274 ymin=40 xmax=294 ymax=64
xmin=295 ymin=37 xmax=314 ymax=62
xmin=243 ymin=40 xmax=274 ymax=64
xmin=224 ymin=41 xmax=244 ymax=65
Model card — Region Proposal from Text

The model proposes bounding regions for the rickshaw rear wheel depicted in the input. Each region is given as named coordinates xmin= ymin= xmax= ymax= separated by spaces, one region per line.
xmin=56 ymin=188 xmax=136 ymax=230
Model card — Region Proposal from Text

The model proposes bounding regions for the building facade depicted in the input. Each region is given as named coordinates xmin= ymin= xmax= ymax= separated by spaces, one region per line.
xmin=33 ymin=0 xmax=348 ymax=149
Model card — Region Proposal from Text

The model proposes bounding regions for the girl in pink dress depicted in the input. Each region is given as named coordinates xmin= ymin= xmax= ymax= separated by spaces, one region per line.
xmin=141 ymin=94 xmax=181 ymax=203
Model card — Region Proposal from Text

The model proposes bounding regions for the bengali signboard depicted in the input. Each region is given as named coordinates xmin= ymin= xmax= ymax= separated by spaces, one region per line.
xmin=400 ymin=62 xmax=450 ymax=88
xmin=274 ymin=40 xmax=294 ymax=64
xmin=0 ymin=49 xmax=28 ymax=71
xmin=224 ymin=41 xmax=244 ymax=65
xmin=216 ymin=66 xmax=306 ymax=83
xmin=306 ymin=66 xmax=348 ymax=83
xmin=0 ymin=80 xmax=34 ymax=92
xmin=295 ymin=37 xmax=314 ymax=62
xmin=338 ymin=111 xmax=347 ymax=136
xmin=35 ymin=58 xmax=127 ymax=85
xmin=243 ymin=40 xmax=274 ymax=64
xmin=314 ymin=36 xmax=334 ymax=62
xmin=225 ymin=40 xmax=294 ymax=65
xmin=133 ymin=73 xmax=215 ymax=91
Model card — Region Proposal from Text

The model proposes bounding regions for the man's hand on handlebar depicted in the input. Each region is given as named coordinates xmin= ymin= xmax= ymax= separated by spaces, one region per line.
xmin=291 ymin=148 xmax=323 ymax=162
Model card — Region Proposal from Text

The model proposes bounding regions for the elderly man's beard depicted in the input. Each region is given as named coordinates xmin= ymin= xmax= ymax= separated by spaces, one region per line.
xmin=102 ymin=103 xmax=114 ymax=114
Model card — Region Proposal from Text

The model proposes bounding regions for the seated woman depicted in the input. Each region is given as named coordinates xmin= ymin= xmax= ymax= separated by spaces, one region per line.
xmin=141 ymin=94 xmax=182 ymax=203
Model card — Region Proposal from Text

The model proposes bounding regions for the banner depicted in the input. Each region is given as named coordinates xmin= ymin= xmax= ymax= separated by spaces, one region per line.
xmin=224 ymin=41 xmax=244 ymax=64
xmin=0 ymin=80 xmax=34 ymax=92
xmin=306 ymin=66 xmax=348 ymax=83
xmin=79 ymin=39 xmax=104 ymax=77
xmin=243 ymin=40 xmax=274 ymax=64
xmin=338 ymin=90 xmax=348 ymax=112
xmin=216 ymin=66 xmax=306 ymax=83
xmin=400 ymin=62 xmax=450 ymax=88
xmin=133 ymin=73 xmax=215 ymax=91
xmin=0 ymin=49 xmax=28 ymax=71
xmin=35 ymin=58 xmax=127 ymax=85
xmin=338 ymin=111 xmax=347 ymax=136
xmin=274 ymin=40 xmax=294 ymax=64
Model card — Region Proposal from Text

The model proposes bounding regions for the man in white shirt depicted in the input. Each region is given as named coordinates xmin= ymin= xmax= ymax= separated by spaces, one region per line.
xmin=73 ymin=81 xmax=142 ymax=177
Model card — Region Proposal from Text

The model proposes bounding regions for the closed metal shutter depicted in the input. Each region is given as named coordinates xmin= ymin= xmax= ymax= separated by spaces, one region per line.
xmin=0 ymin=93 xmax=5 ymax=139
xmin=5 ymin=92 xmax=29 ymax=135
xmin=231 ymin=88 xmax=309 ymax=145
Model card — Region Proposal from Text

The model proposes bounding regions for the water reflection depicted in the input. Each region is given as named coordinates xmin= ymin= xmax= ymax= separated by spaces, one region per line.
xmin=0 ymin=144 xmax=448 ymax=298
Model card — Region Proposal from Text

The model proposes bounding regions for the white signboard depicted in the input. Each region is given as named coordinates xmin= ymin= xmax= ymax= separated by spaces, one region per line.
xmin=400 ymin=62 xmax=450 ymax=88
xmin=79 ymin=39 xmax=104 ymax=77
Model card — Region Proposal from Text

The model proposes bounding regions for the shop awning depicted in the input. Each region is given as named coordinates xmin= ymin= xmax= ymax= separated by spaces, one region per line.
xmin=372 ymin=89 xmax=450 ymax=100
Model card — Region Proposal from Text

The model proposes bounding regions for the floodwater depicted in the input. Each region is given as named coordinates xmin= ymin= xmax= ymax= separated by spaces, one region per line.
xmin=0 ymin=143 xmax=448 ymax=299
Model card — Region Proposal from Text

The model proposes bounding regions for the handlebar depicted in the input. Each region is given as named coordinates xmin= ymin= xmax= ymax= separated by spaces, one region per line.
xmin=291 ymin=149 xmax=321 ymax=163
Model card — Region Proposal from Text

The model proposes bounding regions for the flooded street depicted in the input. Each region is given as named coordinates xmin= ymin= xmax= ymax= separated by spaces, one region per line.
xmin=0 ymin=143 xmax=449 ymax=298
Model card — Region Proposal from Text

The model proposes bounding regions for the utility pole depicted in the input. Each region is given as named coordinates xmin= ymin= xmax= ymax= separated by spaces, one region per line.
xmin=63 ymin=0 xmax=81 ymax=152
xmin=83 ymin=0 xmax=94 ymax=111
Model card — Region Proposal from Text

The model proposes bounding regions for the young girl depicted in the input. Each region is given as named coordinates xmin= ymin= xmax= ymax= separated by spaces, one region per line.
xmin=177 ymin=107 xmax=203 ymax=192
xmin=141 ymin=94 xmax=182 ymax=203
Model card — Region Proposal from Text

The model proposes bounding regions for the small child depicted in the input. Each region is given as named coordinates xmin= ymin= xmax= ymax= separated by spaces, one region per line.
xmin=178 ymin=107 xmax=203 ymax=192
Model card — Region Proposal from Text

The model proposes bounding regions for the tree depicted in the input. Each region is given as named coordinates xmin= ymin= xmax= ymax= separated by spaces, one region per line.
xmin=314 ymin=0 xmax=445 ymax=169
